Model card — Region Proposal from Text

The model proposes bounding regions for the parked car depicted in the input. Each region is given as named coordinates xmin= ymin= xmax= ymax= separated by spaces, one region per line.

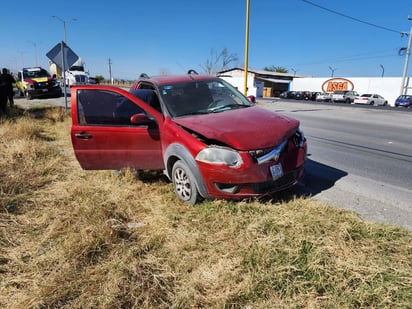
xmin=309 ymin=92 xmax=321 ymax=101
xmin=70 ymin=70 xmax=307 ymax=205
xmin=353 ymin=94 xmax=387 ymax=106
xmin=279 ymin=90 xmax=296 ymax=99
xmin=394 ymin=95 xmax=412 ymax=107
xmin=331 ymin=90 xmax=359 ymax=103
xmin=316 ymin=92 xmax=332 ymax=102
xmin=88 ymin=77 xmax=99 ymax=84
xmin=295 ymin=91 xmax=313 ymax=100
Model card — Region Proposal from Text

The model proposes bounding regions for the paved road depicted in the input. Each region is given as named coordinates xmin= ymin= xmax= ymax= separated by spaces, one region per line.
xmin=260 ymin=99 xmax=412 ymax=230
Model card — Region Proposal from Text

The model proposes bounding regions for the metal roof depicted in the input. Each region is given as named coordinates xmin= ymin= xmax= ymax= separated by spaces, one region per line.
xmin=218 ymin=67 xmax=309 ymax=79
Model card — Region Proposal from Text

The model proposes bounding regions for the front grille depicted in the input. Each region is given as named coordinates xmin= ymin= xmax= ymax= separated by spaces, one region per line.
xmin=75 ymin=75 xmax=87 ymax=83
xmin=252 ymin=166 xmax=303 ymax=194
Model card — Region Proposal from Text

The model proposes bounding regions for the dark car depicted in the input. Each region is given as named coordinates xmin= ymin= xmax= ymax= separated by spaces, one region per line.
xmin=279 ymin=91 xmax=296 ymax=99
xmin=395 ymin=95 xmax=412 ymax=107
xmin=70 ymin=70 xmax=307 ymax=204
xmin=88 ymin=77 xmax=99 ymax=84
xmin=295 ymin=91 xmax=314 ymax=101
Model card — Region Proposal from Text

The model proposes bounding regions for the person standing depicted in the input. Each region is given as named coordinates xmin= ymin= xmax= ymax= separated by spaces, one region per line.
xmin=0 ymin=71 xmax=8 ymax=115
xmin=0 ymin=68 xmax=16 ymax=108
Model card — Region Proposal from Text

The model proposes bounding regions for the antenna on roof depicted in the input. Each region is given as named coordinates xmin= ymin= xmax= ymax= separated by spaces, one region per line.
xmin=187 ymin=69 xmax=198 ymax=75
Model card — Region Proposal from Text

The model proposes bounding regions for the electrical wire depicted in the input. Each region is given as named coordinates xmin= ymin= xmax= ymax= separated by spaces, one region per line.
xmin=301 ymin=0 xmax=403 ymax=35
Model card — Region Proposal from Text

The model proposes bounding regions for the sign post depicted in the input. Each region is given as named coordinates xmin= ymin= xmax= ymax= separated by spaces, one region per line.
xmin=46 ymin=41 xmax=79 ymax=109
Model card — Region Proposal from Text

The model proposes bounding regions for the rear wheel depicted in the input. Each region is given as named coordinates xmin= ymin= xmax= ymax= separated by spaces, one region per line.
xmin=172 ymin=160 xmax=202 ymax=205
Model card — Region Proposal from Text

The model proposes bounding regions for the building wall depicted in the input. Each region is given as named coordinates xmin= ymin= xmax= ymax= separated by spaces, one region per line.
xmin=291 ymin=77 xmax=409 ymax=106
xmin=218 ymin=69 xmax=258 ymax=97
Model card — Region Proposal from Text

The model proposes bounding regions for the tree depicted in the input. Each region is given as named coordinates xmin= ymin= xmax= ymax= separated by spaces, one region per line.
xmin=95 ymin=75 xmax=105 ymax=83
xmin=200 ymin=48 xmax=238 ymax=75
xmin=263 ymin=66 xmax=288 ymax=73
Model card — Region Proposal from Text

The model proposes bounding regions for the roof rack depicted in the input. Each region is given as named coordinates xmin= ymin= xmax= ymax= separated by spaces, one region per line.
xmin=187 ymin=69 xmax=199 ymax=75
xmin=139 ymin=73 xmax=150 ymax=79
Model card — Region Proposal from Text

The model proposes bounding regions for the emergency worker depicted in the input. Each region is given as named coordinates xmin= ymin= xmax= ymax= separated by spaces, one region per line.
xmin=0 ymin=68 xmax=16 ymax=107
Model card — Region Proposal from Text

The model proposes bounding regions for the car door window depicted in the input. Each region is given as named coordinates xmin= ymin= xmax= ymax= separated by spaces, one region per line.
xmin=77 ymin=89 xmax=144 ymax=126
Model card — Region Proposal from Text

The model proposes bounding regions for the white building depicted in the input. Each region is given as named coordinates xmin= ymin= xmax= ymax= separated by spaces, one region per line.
xmin=291 ymin=77 xmax=408 ymax=106
xmin=218 ymin=67 xmax=410 ymax=106
xmin=218 ymin=67 xmax=301 ymax=98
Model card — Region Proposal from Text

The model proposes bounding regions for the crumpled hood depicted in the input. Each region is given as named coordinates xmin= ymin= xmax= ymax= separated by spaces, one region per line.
xmin=174 ymin=106 xmax=300 ymax=150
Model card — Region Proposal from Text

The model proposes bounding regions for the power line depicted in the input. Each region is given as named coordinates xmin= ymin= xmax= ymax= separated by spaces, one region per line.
xmin=283 ymin=48 xmax=400 ymax=68
xmin=301 ymin=0 xmax=403 ymax=35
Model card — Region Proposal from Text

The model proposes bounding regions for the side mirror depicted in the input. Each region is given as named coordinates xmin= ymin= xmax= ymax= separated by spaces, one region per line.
xmin=130 ymin=113 xmax=153 ymax=126
xmin=247 ymin=95 xmax=256 ymax=104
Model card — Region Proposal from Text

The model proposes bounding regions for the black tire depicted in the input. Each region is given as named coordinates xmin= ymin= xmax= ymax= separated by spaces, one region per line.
xmin=172 ymin=160 xmax=202 ymax=205
xmin=25 ymin=90 xmax=33 ymax=100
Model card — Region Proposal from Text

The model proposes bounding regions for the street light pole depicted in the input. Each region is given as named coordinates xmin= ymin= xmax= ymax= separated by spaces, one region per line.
xmin=52 ymin=15 xmax=76 ymax=110
xmin=52 ymin=16 xmax=77 ymax=43
xmin=27 ymin=40 xmax=38 ymax=66
xmin=400 ymin=19 xmax=412 ymax=95
xmin=329 ymin=66 xmax=337 ymax=77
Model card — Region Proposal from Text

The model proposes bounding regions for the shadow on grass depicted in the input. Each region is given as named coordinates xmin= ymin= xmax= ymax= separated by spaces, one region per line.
xmin=136 ymin=158 xmax=348 ymax=205
xmin=260 ymin=158 xmax=348 ymax=204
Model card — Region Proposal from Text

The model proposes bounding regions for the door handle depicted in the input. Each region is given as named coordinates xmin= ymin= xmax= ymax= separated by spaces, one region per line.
xmin=75 ymin=133 xmax=93 ymax=140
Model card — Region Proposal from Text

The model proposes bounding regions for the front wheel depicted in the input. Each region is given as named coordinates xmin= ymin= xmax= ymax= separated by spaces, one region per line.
xmin=24 ymin=90 xmax=33 ymax=100
xmin=172 ymin=160 xmax=202 ymax=205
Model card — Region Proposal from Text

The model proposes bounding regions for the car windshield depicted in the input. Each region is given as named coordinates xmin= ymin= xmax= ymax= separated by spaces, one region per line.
xmin=23 ymin=68 xmax=50 ymax=79
xmin=158 ymin=79 xmax=253 ymax=117
xmin=362 ymin=94 xmax=372 ymax=97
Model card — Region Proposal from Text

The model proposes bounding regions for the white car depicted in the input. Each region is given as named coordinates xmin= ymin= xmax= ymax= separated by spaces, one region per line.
xmin=316 ymin=92 xmax=332 ymax=102
xmin=353 ymin=94 xmax=388 ymax=106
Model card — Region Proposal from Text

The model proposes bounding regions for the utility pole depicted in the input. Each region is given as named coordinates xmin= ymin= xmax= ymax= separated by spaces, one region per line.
xmin=108 ymin=58 xmax=113 ymax=84
xmin=400 ymin=16 xmax=412 ymax=95
xmin=243 ymin=0 xmax=250 ymax=96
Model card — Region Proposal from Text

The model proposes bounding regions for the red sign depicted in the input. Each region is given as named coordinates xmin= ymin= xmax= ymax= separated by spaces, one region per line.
xmin=322 ymin=78 xmax=354 ymax=93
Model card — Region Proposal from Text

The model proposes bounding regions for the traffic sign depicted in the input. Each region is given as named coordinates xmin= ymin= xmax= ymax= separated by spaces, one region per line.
xmin=46 ymin=41 xmax=79 ymax=70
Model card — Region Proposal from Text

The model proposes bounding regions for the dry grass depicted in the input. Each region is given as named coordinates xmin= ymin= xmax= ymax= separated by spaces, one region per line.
xmin=1 ymin=106 xmax=411 ymax=309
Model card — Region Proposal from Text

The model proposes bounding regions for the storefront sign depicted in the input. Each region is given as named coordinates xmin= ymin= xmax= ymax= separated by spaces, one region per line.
xmin=322 ymin=78 xmax=354 ymax=92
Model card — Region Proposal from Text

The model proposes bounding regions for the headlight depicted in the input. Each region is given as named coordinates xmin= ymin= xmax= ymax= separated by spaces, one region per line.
xmin=195 ymin=147 xmax=243 ymax=167
xmin=293 ymin=128 xmax=305 ymax=148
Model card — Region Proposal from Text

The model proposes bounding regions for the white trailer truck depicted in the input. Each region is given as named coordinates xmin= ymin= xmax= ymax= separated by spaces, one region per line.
xmin=50 ymin=58 xmax=89 ymax=87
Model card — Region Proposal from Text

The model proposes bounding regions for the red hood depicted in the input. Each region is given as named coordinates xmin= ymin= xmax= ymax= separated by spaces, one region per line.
xmin=174 ymin=106 xmax=299 ymax=150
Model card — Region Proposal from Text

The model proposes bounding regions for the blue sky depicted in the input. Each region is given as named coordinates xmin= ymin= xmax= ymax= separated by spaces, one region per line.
xmin=1 ymin=0 xmax=412 ymax=80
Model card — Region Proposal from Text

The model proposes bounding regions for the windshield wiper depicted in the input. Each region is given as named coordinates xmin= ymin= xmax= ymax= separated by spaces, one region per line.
xmin=208 ymin=104 xmax=249 ymax=113
xmin=179 ymin=110 xmax=210 ymax=116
